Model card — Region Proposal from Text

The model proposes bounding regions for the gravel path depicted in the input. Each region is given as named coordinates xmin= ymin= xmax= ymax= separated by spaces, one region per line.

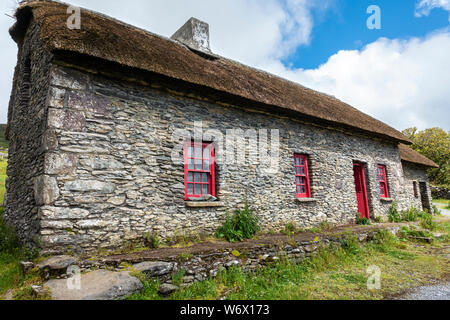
xmin=395 ymin=282 xmax=450 ymax=300
xmin=434 ymin=202 xmax=450 ymax=217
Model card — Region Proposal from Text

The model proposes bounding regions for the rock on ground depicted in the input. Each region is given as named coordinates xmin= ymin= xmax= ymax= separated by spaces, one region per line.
xmin=133 ymin=261 xmax=174 ymax=276
xmin=159 ymin=283 xmax=179 ymax=296
xmin=37 ymin=255 xmax=77 ymax=271
xmin=44 ymin=270 xmax=143 ymax=300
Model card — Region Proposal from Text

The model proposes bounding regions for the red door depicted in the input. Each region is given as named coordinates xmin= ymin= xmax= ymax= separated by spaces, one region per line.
xmin=353 ymin=163 xmax=370 ymax=219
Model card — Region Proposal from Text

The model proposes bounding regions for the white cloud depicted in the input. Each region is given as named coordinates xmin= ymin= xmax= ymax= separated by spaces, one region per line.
xmin=415 ymin=0 xmax=450 ymax=20
xmin=262 ymin=29 xmax=450 ymax=131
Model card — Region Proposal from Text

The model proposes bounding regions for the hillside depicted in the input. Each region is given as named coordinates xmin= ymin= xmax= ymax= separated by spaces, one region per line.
xmin=0 ymin=125 xmax=8 ymax=150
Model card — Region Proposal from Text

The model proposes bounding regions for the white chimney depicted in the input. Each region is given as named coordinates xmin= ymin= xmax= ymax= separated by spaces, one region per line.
xmin=171 ymin=17 xmax=211 ymax=54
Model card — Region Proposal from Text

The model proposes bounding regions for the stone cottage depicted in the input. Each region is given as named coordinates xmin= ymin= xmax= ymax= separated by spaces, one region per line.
xmin=5 ymin=1 xmax=438 ymax=254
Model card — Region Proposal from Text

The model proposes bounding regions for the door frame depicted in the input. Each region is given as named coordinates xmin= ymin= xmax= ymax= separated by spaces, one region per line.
xmin=353 ymin=162 xmax=370 ymax=219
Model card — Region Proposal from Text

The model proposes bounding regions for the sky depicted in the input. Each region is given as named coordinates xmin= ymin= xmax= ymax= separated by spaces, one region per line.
xmin=1 ymin=0 xmax=449 ymax=131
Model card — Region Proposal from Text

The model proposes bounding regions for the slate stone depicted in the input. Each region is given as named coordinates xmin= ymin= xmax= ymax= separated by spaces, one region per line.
xmin=133 ymin=261 xmax=174 ymax=276
xmin=37 ymin=255 xmax=78 ymax=271
xmin=20 ymin=261 xmax=34 ymax=275
xmin=44 ymin=270 xmax=142 ymax=300
xmin=158 ymin=283 xmax=179 ymax=296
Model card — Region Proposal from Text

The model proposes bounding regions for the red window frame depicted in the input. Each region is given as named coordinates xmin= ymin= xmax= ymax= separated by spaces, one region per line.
xmin=377 ymin=165 xmax=389 ymax=198
xmin=184 ymin=142 xmax=216 ymax=200
xmin=294 ymin=154 xmax=311 ymax=198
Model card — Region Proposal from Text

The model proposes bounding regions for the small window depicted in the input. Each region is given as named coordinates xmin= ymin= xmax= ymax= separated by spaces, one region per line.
xmin=377 ymin=165 xmax=389 ymax=198
xmin=184 ymin=142 xmax=215 ymax=200
xmin=413 ymin=181 xmax=419 ymax=198
xmin=294 ymin=154 xmax=311 ymax=198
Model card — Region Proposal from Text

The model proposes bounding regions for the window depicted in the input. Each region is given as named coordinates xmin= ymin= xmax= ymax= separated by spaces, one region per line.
xmin=184 ymin=142 xmax=216 ymax=200
xmin=377 ymin=165 xmax=389 ymax=198
xmin=294 ymin=154 xmax=311 ymax=198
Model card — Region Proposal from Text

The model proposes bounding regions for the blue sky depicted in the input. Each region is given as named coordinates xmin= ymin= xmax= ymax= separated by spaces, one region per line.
xmin=285 ymin=0 xmax=450 ymax=69
xmin=0 ymin=0 xmax=449 ymax=131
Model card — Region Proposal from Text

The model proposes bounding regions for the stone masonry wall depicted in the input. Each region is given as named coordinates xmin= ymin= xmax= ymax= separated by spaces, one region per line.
xmin=5 ymin=21 xmax=52 ymax=245
xmin=401 ymin=162 xmax=434 ymax=213
xmin=28 ymin=64 xmax=428 ymax=254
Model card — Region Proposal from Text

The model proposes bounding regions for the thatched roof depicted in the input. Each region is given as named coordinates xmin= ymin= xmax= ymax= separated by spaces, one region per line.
xmin=10 ymin=0 xmax=411 ymax=144
xmin=399 ymin=144 xmax=439 ymax=168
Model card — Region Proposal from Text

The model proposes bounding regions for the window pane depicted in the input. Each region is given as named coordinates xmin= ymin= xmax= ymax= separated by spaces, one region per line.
xmin=188 ymin=159 xmax=194 ymax=170
xmin=300 ymin=157 xmax=305 ymax=165
xmin=195 ymin=173 xmax=201 ymax=182
xmin=301 ymin=177 xmax=307 ymax=185
xmin=203 ymin=148 xmax=210 ymax=159
xmin=297 ymin=186 xmax=301 ymax=194
xmin=296 ymin=157 xmax=300 ymax=165
xmin=203 ymin=160 xmax=210 ymax=171
xmin=301 ymin=167 xmax=305 ymax=175
xmin=187 ymin=172 xmax=194 ymax=182
xmin=202 ymin=173 xmax=209 ymax=183
xmin=195 ymin=184 xmax=202 ymax=195
xmin=187 ymin=184 xmax=194 ymax=195
xmin=301 ymin=185 xmax=306 ymax=194
xmin=188 ymin=146 xmax=194 ymax=157
xmin=202 ymin=184 xmax=209 ymax=195
xmin=195 ymin=147 xmax=202 ymax=158
xmin=296 ymin=167 xmax=301 ymax=175
xmin=195 ymin=159 xmax=202 ymax=170
xmin=296 ymin=177 xmax=301 ymax=185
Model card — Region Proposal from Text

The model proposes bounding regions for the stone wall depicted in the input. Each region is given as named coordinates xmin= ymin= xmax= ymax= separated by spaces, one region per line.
xmin=89 ymin=224 xmax=401 ymax=292
xmin=431 ymin=186 xmax=450 ymax=200
xmin=4 ymin=21 xmax=52 ymax=245
xmin=401 ymin=162 xmax=434 ymax=213
xmin=22 ymin=63 xmax=428 ymax=254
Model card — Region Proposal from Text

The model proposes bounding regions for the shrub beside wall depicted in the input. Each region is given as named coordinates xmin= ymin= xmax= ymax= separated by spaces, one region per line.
xmin=431 ymin=186 xmax=450 ymax=200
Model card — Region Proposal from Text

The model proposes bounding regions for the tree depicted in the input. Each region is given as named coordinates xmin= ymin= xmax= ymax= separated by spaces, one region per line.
xmin=402 ymin=127 xmax=450 ymax=187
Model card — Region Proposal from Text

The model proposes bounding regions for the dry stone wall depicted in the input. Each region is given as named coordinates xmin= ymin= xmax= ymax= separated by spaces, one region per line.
xmin=401 ymin=162 xmax=434 ymax=212
xmin=4 ymin=22 xmax=52 ymax=245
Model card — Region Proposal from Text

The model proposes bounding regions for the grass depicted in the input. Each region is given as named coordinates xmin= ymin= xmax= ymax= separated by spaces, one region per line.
xmin=434 ymin=199 xmax=450 ymax=210
xmin=128 ymin=219 xmax=450 ymax=301
xmin=0 ymin=208 xmax=47 ymax=300
xmin=0 ymin=158 xmax=7 ymax=206
xmin=0 ymin=125 xmax=8 ymax=150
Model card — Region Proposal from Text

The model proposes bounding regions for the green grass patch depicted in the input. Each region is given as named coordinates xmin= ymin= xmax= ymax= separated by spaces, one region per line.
xmin=0 ymin=158 xmax=7 ymax=206
xmin=434 ymin=199 xmax=450 ymax=210
xmin=128 ymin=225 xmax=449 ymax=300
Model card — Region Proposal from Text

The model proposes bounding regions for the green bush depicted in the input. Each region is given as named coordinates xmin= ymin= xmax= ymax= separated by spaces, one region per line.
xmin=216 ymin=203 xmax=260 ymax=242
xmin=0 ymin=210 xmax=20 ymax=254
xmin=356 ymin=214 xmax=371 ymax=225
xmin=420 ymin=214 xmax=437 ymax=231
xmin=402 ymin=207 xmax=420 ymax=222
xmin=144 ymin=232 xmax=161 ymax=249
xmin=388 ymin=203 xmax=402 ymax=223
xmin=373 ymin=216 xmax=383 ymax=223
xmin=399 ymin=226 xmax=432 ymax=239
xmin=433 ymin=205 xmax=442 ymax=215
xmin=282 ymin=222 xmax=296 ymax=235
